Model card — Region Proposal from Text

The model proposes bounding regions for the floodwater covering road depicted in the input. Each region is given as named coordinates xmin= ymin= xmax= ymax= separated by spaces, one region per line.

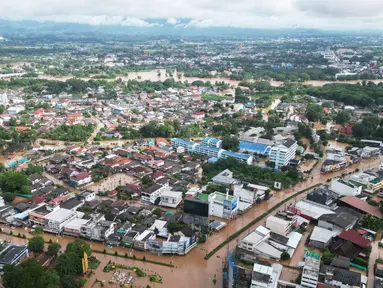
xmin=0 ymin=155 xmax=381 ymax=288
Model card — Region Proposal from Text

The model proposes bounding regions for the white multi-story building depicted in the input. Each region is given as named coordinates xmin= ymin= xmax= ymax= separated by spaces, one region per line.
xmin=330 ymin=178 xmax=362 ymax=196
xmin=266 ymin=215 xmax=297 ymax=236
xmin=80 ymin=214 xmax=115 ymax=241
xmin=201 ymin=137 xmax=222 ymax=148
xmin=269 ymin=138 xmax=297 ymax=168
xmin=171 ymin=138 xmax=198 ymax=153
xmin=251 ymin=263 xmax=282 ymax=288
xmin=348 ymin=172 xmax=383 ymax=194
xmin=194 ymin=144 xmax=223 ymax=158
xmin=0 ymin=93 xmax=8 ymax=105
xmin=301 ymin=256 xmax=320 ymax=288
xmin=159 ymin=190 xmax=182 ymax=208
xmin=233 ymin=184 xmax=268 ymax=205
xmin=208 ymin=192 xmax=239 ymax=219
xmin=44 ymin=208 xmax=79 ymax=233
xmin=141 ymin=183 xmax=169 ymax=204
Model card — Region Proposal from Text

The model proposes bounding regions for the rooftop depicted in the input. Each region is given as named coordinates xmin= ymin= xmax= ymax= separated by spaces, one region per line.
xmin=45 ymin=208 xmax=76 ymax=222
xmin=339 ymin=196 xmax=382 ymax=218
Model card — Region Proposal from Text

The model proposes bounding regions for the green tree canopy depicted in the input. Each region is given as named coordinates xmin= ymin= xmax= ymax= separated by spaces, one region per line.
xmin=28 ymin=236 xmax=45 ymax=253
xmin=46 ymin=242 xmax=61 ymax=257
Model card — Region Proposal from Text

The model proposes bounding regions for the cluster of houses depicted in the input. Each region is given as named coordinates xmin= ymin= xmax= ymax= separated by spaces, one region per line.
xmin=230 ymin=172 xmax=383 ymax=288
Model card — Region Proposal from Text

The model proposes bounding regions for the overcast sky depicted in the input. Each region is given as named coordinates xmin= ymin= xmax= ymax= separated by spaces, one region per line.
xmin=1 ymin=0 xmax=383 ymax=30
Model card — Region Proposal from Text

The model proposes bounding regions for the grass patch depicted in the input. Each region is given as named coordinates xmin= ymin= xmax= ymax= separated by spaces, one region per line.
xmin=149 ymin=274 xmax=163 ymax=283
xmin=88 ymin=259 xmax=101 ymax=269
xmin=202 ymin=94 xmax=232 ymax=101
xmin=204 ymin=184 xmax=321 ymax=260
xmin=79 ymin=278 xmax=87 ymax=288
xmin=103 ymin=263 xmax=147 ymax=277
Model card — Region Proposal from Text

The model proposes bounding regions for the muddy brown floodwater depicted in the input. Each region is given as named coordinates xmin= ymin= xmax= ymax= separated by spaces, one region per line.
xmin=0 ymin=156 xmax=381 ymax=288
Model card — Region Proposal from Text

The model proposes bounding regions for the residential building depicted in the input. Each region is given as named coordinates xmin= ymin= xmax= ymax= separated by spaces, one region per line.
xmin=159 ymin=190 xmax=182 ymax=208
xmin=349 ymin=172 xmax=383 ymax=194
xmin=301 ymin=256 xmax=321 ymax=288
xmin=307 ymin=187 xmax=335 ymax=206
xmin=208 ymin=192 xmax=239 ymax=219
xmin=237 ymin=225 xmax=302 ymax=261
xmin=360 ymin=146 xmax=380 ymax=159
xmin=44 ymin=208 xmax=79 ymax=233
xmin=318 ymin=207 xmax=361 ymax=233
xmin=80 ymin=214 xmax=115 ymax=241
xmin=266 ymin=215 xmax=297 ymax=236
xmin=141 ymin=183 xmax=169 ymax=205
xmin=63 ymin=218 xmax=89 ymax=237
xmin=78 ymin=191 xmax=96 ymax=202
xmin=319 ymin=265 xmax=365 ymax=288
xmin=0 ymin=244 xmax=29 ymax=271
xmin=192 ymin=111 xmax=205 ymax=122
xmin=211 ymin=169 xmax=238 ymax=186
xmin=329 ymin=178 xmax=362 ymax=196
xmin=269 ymin=138 xmax=297 ymax=168
xmin=308 ymin=226 xmax=338 ymax=249
xmin=251 ymin=262 xmax=282 ymax=288
xmin=69 ymin=172 xmax=92 ymax=187
xmin=233 ymin=183 xmax=267 ymax=205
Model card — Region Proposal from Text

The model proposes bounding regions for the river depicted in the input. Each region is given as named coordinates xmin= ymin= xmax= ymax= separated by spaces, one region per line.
xmin=34 ymin=69 xmax=383 ymax=88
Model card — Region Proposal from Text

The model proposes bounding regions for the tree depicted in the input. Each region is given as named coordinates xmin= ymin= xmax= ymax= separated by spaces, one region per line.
xmin=352 ymin=123 xmax=369 ymax=138
xmin=61 ymin=275 xmax=80 ymax=288
xmin=305 ymin=104 xmax=323 ymax=122
xmin=3 ymin=259 xmax=57 ymax=288
xmin=335 ymin=111 xmax=350 ymax=124
xmin=28 ymin=236 xmax=45 ymax=253
xmin=24 ymin=164 xmax=44 ymax=175
xmin=0 ymin=171 xmax=29 ymax=193
xmin=65 ymin=239 xmax=92 ymax=257
xmin=34 ymin=226 xmax=44 ymax=234
xmin=55 ymin=252 xmax=81 ymax=277
xmin=152 ymin=207 xmax=163 ymax=217
xmin=280 ymin=251 xmax=290 ymax=261
xmin=2 ymin=192 xmax=15 ymax=203
xmin=222 ymin=135 xmax=240 ymax=151
xmin=46 ymin=242 xmax=61 ymax=257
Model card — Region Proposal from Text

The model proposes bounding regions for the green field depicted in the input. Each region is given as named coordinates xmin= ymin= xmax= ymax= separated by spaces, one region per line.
xmin=202 ymin=94 xmax=232 ymax=101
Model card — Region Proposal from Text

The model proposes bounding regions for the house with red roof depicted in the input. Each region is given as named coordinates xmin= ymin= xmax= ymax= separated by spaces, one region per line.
xmin=69 ymin=172 xmax=92 ymax=187
xmin=337 ymin=229 xmax=371 ymax=248
xmin=34 ymin=108 xmax=45 ymax=118
xmin=192 ymin=111 xmax=205 ymax=122
xmin=151 ymin=171 xmax=165 ymax=182
xmin=340 ymin=124 xmax=354 ymax=136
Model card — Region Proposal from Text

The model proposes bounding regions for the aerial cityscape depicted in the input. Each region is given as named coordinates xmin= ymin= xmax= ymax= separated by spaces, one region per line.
xmin=1 ymin=1 xmax=383 ymax=288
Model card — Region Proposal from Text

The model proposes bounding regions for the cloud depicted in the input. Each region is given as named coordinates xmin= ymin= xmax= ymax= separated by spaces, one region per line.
xmin=167 ymin=17 xmax=179 ymax=25
xmin=0 ymin=0 xmax=383 ymax=29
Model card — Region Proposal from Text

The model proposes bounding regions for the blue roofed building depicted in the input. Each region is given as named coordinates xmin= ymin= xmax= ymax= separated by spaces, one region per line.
xmin=221 ymin=150 xmax=253 ymax=165
xmin=195 ymin=145 xmax=224 ymax=158
xmin=171 ymin=138 xmax=198 ymax=153
xmin=239 ymin=141 xmax=272 ymax=156
xmin=201 ymin=137 xmax=222 ymax=148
